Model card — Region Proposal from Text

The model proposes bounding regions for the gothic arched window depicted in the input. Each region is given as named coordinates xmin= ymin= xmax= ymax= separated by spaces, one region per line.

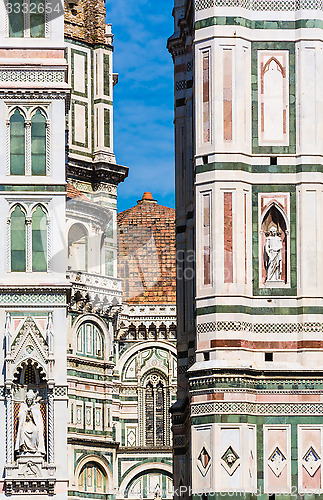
xmin=78 ymin=462 xmax=106 ymax=493
xmin=29 ymin=0 xmax=46 ymax=38
xmin=68 ymin=223 xmax=88 ymax=272
xmin=143 ymin=373 xmax=169 ymax=447
xmin=32 ymin=205 xmax=47 ymax=272
xmin=76 ymin=323 xmax=104 ymax=359
xmin=31 ymin=110 xmax=46 ymax=176
xmin=10 ymin=109 xmax=25 ymax=175
xmin=8 ymin=0 xmax=45 ymax=38
xmin=10 ymin=205 xmax=26 ymax=272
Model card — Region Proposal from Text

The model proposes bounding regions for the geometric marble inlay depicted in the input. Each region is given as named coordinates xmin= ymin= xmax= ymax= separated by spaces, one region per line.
xmin=221 ymin=446 xmax=240 ymax=475
xmin=198 ymin=447 xmax=211 ymax=469
xmin=303 ymin=446 xmax=321 ymax=477
xmin=268 ymin=447 xmax=287 ymax=477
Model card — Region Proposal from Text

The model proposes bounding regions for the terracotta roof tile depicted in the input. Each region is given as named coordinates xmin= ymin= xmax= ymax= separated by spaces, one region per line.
xmin=66 ymin=183 xmax=91 ymax=202
xmin=117 ymin=193 xmax=176 ymax=304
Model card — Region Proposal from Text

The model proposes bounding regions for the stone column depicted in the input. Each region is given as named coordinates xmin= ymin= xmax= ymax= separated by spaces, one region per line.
xmin=25 ymin=120 xmax=31 ymax=175
xmin=47 ymin=389 xmax=54 ymax=464
xmin=5 ymin=386 xmax=13 ymax=464
xmin=26 ymin=217 xmax=32 ymax=272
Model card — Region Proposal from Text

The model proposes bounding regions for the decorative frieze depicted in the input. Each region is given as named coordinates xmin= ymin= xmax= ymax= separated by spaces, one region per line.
xmin=0 ymin=71 xmax=64 ymax=84
xmin=191 ymin=402 xmax=323 ymax=415
xmin=197 ymin=320 xmax=323 ymax=335
xmin=0 ymin=292 xmax=66 ymax=306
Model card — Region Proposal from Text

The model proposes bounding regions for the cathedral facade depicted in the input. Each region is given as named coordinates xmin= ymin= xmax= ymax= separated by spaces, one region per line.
xmin=0 ymin=0 xmax=177 ymax=497
xmin=168 ymin=0 xmax=323 ymax=497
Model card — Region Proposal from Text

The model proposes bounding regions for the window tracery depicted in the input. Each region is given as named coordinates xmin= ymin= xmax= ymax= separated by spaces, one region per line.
xmin=68 ymin=223 xmax=88 ymax=272
xmin=141 ymin=372 xmax=170 ymax=447
xmin=9 ymin=203 xmax=49 ymax=272
xmin=78 ymin=462 xmax=106 ymax=493
xmin=7 ymin=0 xmax=47 ymax=38
xmin=8 ymin=107 xmax=49 ymax=176
xmin=10 ymin=109 xmax=25 ymax=175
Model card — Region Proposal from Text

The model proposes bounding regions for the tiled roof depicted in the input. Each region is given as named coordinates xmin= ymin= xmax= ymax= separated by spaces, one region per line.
xmin=66 ymin=183 xmax=91 ymax=202
xmin=117 ymin=193 xmax=176 ymax=304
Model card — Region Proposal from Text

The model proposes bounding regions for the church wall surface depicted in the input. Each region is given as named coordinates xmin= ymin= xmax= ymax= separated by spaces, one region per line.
xmin=169 ymin=0 xmax=323 ymax=498
xmin=64 ymin=3 xmax=177 ymax=499
xmin=0 ymin=0 xmax=70 ymax=495
xmin=0 ymin=0 xmax=177 ymax=496
xmin=115 ymin=195 xmax=177 ymax=500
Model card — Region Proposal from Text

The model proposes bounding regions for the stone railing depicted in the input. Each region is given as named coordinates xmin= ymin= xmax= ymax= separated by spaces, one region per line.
xmin=67 ymin=270 xmax=122 ymax=313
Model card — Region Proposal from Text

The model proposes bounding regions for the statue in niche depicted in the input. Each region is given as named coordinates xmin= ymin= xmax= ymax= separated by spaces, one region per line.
xmin=264 ymin=225 xmax=283 ymax=282
xmin=15 ymin=390 xmax=45 ymax=456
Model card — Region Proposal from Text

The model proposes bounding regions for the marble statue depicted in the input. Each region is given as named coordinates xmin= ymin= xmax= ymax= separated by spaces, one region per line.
xmin=15 ymin=390 xmax=45 ymax=456
xmin=265 ymin=226 xmax=283 ymax=282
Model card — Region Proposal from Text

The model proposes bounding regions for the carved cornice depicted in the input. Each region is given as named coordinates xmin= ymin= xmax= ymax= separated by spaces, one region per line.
xmin=119 ymin=446 xmax=173 ymax=453
xmin=67 ymin=157 xmax=128 ymax=187
xmin=0 ymin=89 xmax=70 ymax=100
xmin=67 ymin=435 xmax=119 ymax=448
xmin=67 ymin=355 xmax=114 ymax=370
xmin=167 ymin=0 xmax=193 ymax=58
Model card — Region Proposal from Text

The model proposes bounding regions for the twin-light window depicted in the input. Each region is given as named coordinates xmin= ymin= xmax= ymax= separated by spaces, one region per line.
xmin=10 ymin=108 xmax=47 ymax=176
xmin=7 ymin=0 xmax=46 ymax=38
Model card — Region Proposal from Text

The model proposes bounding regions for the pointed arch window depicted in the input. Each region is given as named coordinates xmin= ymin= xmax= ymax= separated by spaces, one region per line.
xmin=8 ymin=106 xmax=49 ymax=176
xmin=10 ymin=109 xmax=25 ymax=175
xmin=68 ymin=223 xmax=88 ymax=272
xmin=32 ymin=205 xmax=47 ymax=272
xmin=30 ymin=0 xmax=46 ymax=38
xmin=76 ymin=323 xmax=104 ymax=359
xmin=8 ymin=0 xmax=23 ymax=37
xmin=78 ymin=462 xmax=106 ymax=493
xmin=31 ymin=110 xmax=46 ymax=176
xmin=143 ymin=373 xmax=169 ymax=447
xmin=8 ymin=0 xmax=46 ymax=38
xmin=9 ymin=203 xmax=49 ymax=273
xmin=10 ymin=205 xmax=26 ymax=272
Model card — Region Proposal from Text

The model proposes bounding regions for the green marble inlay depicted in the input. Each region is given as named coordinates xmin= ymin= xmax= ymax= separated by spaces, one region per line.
xmin=104 ymin=109 xmax=110 ymax=149
xmin=94 ymin=98 xmax=113 ymax=106
xmin=71 ymin=48 xmax=88 ymax=98
xmin=191 ymin=377 xmax=323 ymax=392
xmin=196 ymin=305 xmax=323 ymax=316
xmin=195 ymin=16 xmax=323 ymax=30
xmin=196 ymin=162 xmax=323 ymax=174
xmin=103 ymin=53 xmax=110 ymax=97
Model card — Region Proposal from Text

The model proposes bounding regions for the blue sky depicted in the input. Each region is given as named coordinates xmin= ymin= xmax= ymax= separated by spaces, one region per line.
xmin=106 ymin=0 xmax=175 ymax=213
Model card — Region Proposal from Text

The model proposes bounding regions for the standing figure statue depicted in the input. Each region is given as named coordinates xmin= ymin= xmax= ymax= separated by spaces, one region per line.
xmin=15 ymin=389 xmax=45 ymax=456
xmin=264 ymin=226 xmax=283 ymax=282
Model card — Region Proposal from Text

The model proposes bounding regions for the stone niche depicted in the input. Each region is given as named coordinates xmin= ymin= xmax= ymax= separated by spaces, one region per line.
xmin=4 ymin=355 xmax=56 ymax=495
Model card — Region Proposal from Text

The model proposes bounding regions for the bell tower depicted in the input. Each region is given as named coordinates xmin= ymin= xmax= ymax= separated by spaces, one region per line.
xmin=0 ymin=0 xmax=70 ymax=497
xmin=169 ymin=0 xmax=323 ymax=496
